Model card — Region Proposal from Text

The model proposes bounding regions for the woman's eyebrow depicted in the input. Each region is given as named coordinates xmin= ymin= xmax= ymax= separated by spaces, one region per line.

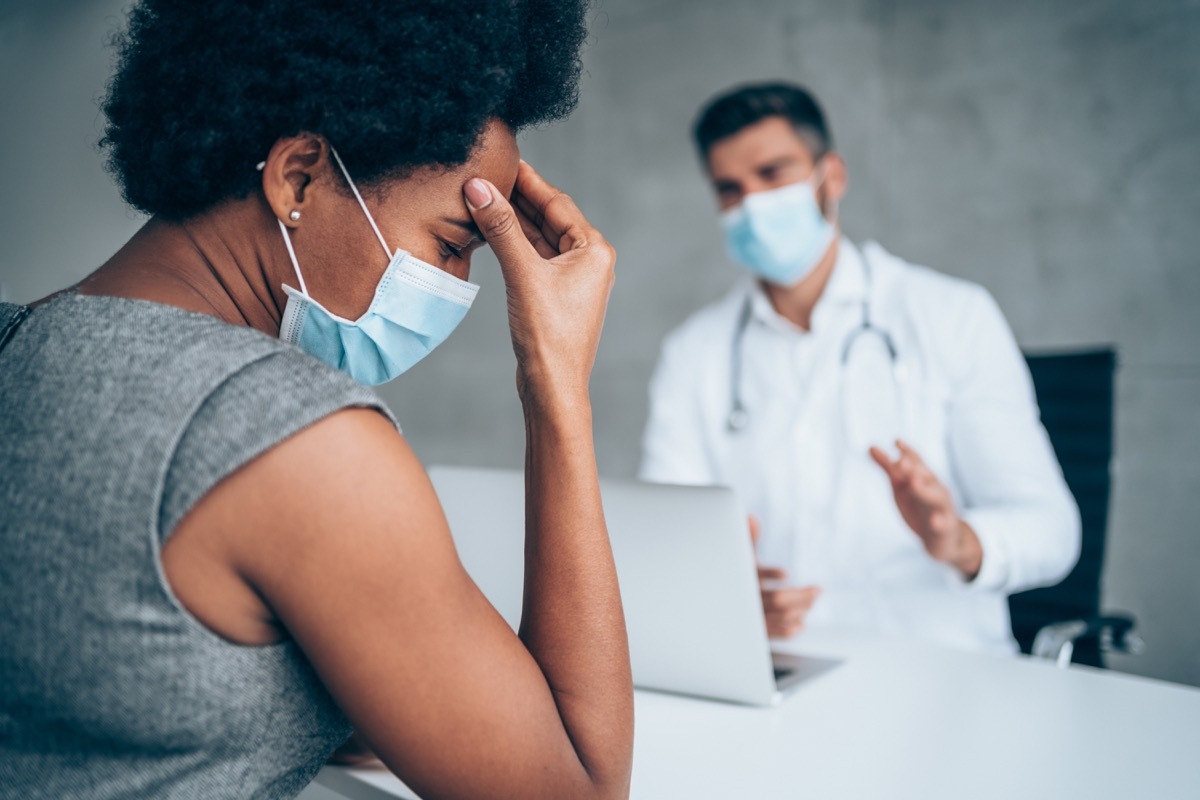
xmin=441 ymin=216 xmax=483 ymax=240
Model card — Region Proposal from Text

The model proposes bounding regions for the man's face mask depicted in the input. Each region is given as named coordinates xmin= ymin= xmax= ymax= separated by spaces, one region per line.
xmin=276 ymin=148 xmax=479 ymax=385
xmin=719 ymin=166 xmax=835 ymax=287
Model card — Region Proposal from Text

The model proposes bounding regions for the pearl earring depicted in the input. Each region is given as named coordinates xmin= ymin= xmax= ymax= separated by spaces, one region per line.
xmin=289 ymin=210 xmax=301 ymax=221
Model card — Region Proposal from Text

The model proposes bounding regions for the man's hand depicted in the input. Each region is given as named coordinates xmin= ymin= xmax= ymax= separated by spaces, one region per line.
xmin=869 ymin=440 xmax=983 ymax=580
xmin=749 ymin=516 xmax=821 ymax=639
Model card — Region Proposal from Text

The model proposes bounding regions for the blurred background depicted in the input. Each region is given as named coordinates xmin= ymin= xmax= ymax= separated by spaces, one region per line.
xmin=1 ymin=0 xmax=1197 ymax=686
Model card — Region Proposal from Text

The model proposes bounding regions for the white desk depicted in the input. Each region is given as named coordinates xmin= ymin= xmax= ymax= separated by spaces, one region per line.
xmin=309 ymin=631 xmax=1200 ymax=800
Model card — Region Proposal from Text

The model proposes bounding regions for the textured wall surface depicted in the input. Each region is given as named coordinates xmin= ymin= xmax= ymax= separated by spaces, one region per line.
xmin=1 ymin=0 xmax=1197 ymax=686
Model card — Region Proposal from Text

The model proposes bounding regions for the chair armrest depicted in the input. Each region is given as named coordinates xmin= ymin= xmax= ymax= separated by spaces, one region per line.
xmin=1030 ymin=613 xmax=1143 ymax=668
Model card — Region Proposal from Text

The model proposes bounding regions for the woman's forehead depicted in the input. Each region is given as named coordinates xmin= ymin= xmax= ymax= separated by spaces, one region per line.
xmin=467 ymin=119 xmax=521 ymax=197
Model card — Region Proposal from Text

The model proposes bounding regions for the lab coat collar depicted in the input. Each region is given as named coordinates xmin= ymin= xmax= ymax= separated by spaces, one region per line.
xmin=747 ymin=236 xmax=867 ymax=334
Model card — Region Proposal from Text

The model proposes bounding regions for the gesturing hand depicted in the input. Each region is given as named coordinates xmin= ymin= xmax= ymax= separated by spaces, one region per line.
xmin=749 ymin=516 xmax=821 ymax=639
xmin=869 ymin=440 xmax=982 ymax=580
xmin=463 ymin=162 xmax=615 ymax=410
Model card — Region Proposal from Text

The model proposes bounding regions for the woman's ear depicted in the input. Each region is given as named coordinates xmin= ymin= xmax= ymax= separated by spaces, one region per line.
xmin=260 ymin=134 xmax=327 ymax=229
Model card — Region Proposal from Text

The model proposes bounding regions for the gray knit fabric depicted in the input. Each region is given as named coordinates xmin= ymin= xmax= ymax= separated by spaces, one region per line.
xmin=0 ymin=293 xmax=396 ymax=798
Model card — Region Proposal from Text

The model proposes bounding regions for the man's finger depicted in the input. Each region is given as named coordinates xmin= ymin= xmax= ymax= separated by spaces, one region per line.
xmin=795 ymin=587 xmax=821 ymax=613
xmin=869 ymin=446 xmax=897 ymax=478
xmin=893 ymin=452 xmax=919 ymax=486
xmin=748 ymin=514 xmax=761 ymax=546
xmin=891 ymin=459 xmax=946 ymax=508
xmin=912 ymin=470 xmax=945 ymax=501
xmin=762 ymin=585 xmax=821 ymax=613
xmin=758 ymin=566 xmax=787 ymax=583
xmin=775 ymin=585 xmax=821 ymax=613
xmin=780 ymin=607 xmax=808 ymax=629
xmin=768 ymin=617 xmax=805 ymax=639
xmin=872 ymin=446 xmax=913 ymax=490
xmin=463 ymin=178 xmax=539 ymax=275
xmin=895 ymin=440 xmax=926 ymax=466
xmin=761 ymin=589 xmax=791 ymax=613
xmin=929 ymin=508 xmax=956 ymax=535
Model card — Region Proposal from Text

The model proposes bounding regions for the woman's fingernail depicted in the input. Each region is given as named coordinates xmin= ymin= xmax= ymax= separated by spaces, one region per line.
xmin=464 ymin=179 xmax=492 ymax=209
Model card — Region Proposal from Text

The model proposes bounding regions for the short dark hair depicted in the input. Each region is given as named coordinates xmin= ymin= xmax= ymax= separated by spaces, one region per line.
xmin=692 ymin=82 xmax=833 ymax=162
xmin=100 ymin=0 xmax=591 ymax=220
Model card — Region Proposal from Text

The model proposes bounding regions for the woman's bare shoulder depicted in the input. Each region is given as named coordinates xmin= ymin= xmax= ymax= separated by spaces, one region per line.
xmin=164 ymin=407 xmax=441 ymax=645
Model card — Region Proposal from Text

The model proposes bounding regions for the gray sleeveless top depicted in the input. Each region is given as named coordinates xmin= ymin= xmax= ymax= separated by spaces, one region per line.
xmin=0 ymin=293 xmax=396 ymax=798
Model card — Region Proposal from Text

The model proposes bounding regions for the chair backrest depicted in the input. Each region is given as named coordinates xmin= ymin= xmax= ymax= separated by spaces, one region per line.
xmin=1008 ymin=347 xmax=1116 ymax=667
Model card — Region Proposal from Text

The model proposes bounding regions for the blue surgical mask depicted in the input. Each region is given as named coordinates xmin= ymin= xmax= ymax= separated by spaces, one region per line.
xmin=719 ymin=175 xmax=835 ymax=287
xmin=277 ymin=148 xmax=479 ymax=385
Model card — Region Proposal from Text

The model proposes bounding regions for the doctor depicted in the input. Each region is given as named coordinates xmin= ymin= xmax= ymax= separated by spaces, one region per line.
xmin=640 ymin=82 xmax=1081 ymax=655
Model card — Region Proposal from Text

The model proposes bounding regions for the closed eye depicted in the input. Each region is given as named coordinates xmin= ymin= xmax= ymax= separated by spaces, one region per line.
xmin=440 ymin=239 xmax=466 ymax=260
xmin=437 ymin=216 xmax=485 ymax=262
xmin=438 ymin=236 xmax=486 ymax=265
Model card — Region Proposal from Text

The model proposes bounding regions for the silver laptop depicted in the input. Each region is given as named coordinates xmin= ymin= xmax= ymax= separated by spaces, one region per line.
xmin=428 ymin=465 xmax=840 ymax=706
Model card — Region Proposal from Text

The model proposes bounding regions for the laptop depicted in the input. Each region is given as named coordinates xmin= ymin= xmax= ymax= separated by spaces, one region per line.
xmin=427 ymin=465 xmax=840 ymax=706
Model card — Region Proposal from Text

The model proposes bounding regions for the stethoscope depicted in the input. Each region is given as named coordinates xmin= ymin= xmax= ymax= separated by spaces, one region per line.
xmin=727 ymin=253 xmax=902 ymax=433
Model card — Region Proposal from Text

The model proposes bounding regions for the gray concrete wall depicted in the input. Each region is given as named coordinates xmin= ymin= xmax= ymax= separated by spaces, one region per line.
xmin=2 ymin=0 xmax=1197 ymax=686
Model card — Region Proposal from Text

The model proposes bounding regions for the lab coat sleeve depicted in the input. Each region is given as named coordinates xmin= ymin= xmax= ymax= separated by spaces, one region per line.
xmin=946 ymin=289 xmax=1081 ymax=594
xmin=639 ymin=329 xmax=719 ymax=486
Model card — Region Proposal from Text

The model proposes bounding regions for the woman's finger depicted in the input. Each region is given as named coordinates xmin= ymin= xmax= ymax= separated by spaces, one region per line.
xmin=514 ymin=189 xmax=588 ymax=255
xmin=515 ymin=204 xmax=558 ymax=260
xmin=513 ymin=161 xmax=596 ymax=252
xmin=463 ymin=178 xmax=539 ymax=278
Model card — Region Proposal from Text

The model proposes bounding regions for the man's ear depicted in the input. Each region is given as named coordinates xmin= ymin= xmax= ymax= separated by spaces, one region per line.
xmin=821 ymin=151 xmax=849 ymax=217
xmin=260 ymin=134 xmax=327 ymax=229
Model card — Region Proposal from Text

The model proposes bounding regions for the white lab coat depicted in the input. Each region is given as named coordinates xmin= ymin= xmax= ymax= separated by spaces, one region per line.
xmin=639 ymin=238 xmax=1080 ymax=655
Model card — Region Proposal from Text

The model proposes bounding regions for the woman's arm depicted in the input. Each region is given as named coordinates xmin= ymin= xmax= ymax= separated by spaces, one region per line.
xmin=171 ymin=164 xmax=632 ymax=800
xmin=470 ymin=164 xmax=632 ymax=790
xmin=251 ymin=410 xmax=630 ymax=800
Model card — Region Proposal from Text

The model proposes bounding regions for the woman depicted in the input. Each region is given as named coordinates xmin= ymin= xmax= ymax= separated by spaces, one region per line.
xmin=0 ymin=2 xmax=633 ymax=798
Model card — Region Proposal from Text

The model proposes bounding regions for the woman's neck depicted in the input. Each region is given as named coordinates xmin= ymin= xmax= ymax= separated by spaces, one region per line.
xmin=75 ymin=197 xmax=294 ymax=337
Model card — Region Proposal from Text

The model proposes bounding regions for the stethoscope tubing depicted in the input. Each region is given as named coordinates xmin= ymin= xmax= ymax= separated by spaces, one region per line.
xmin=727 ymin=253 xmax=899 ymax=432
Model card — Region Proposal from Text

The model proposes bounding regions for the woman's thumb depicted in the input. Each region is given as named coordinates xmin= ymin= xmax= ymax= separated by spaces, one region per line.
xmin=463 ymin=178 xmax=534 ymax=271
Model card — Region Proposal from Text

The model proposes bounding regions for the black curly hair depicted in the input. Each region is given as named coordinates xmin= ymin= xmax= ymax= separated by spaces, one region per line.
xmin=100 ymin=0 xmax=591 ymax=220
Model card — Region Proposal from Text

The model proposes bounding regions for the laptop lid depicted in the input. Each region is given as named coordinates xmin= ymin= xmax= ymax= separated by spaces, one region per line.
xmin=428 ymin=465 xmax=780 ymax=706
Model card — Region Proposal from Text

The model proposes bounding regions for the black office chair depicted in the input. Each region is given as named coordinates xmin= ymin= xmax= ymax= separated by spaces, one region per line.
xmin=1007 ymin=347 xmax=1142 ymax=668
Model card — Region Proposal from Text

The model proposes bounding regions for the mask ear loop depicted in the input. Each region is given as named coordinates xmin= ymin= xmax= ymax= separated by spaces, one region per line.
xmin=263 ymin=145 xmax=392 ymax=298
xmin=328 ymin=146 xmax=393 ymax=261
xmin=257 ymin=158 xmax=311 ymax=297
xmin=277 ymin=219 xmax=309 ymax=296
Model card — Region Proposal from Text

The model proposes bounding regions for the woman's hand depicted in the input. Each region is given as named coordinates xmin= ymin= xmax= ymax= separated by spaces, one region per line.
xmin=463 ymin=162 xmax=615 ymax=409
xmin=178 ymin=161 xmax=633 ymax=798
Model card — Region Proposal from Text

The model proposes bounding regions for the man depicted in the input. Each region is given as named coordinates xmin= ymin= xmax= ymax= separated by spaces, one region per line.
xmin=639 ymin=82 xmax=1080 ymax=655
